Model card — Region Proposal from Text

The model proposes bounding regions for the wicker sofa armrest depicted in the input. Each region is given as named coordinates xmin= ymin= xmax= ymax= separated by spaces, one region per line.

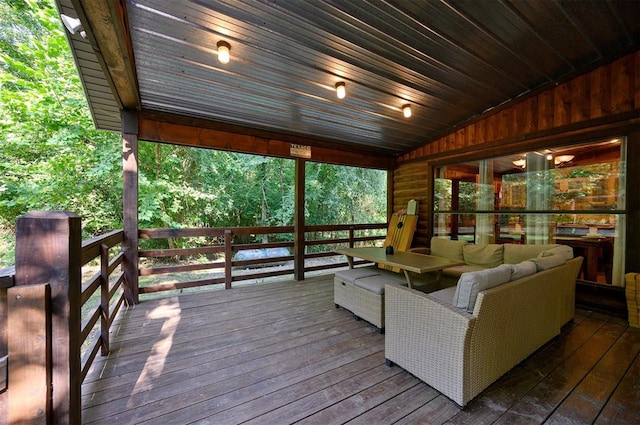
xmin=384 ymin=283 xmax=474 ymax=405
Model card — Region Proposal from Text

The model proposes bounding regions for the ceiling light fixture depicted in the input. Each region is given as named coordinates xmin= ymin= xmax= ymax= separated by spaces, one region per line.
xmin=335 ymin=82 xmax=346 ymax=99
xmin=554 ymin=154 xmax=575 ymax=165
xmin=61 ymin=14 xmax=86 ymax=39
xmin=402 ymin=104 xmax=412 ymax=118
xmin=512 ymin=158 xmax=526 ymax=169
xmin=217 ymin=40 xmax=231 ymax=64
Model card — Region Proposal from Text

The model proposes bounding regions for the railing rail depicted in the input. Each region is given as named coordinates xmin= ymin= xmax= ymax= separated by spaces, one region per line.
xmin=79 ymin=229 xmax=125 ymax=382
xmin=4 ymin=212 xmax=126 ymax=424
xmin=137 ymin=223 xmax=388 ymax=294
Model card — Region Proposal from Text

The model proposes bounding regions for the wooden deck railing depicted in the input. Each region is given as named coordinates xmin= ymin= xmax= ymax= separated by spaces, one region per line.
xmin=79 ymin=229 xmax=125 ymax=382
xmin=138 ymin=223 xmax=387 ymax=294
xmin=2 ymin=211 xmax=387 ymax=423
xmin=2 ymin=212 xmax=125 ymax=424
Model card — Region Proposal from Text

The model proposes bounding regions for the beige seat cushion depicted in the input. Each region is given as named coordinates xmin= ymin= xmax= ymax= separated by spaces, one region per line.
xmin=430 ymin=237 xmax=468 ymax=261
xmin=334 ymin=267 xmax=380 ymax=284
xmin=353 ymin=275 xmax=407 ymax=295
xmin=463 ymin=244 xmax=504 ymax=268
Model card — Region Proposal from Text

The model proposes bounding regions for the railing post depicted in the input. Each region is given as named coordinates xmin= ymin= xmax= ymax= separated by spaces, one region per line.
xmin=8 ymin=283 xmax=51 ymax=424
xmin=224 ymin=230 xmax=232 ymax=289
xmin=349 ymin=226 xmax=355 ymax=248
xmin=13 ymin=211 xmax=82 ymax=424
xmin=100 ymin=244 xmax=110 ymax=355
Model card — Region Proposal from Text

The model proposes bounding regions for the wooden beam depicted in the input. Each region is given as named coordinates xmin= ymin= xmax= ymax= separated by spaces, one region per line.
xmin=72 ymin=0 xmax=140 ymax=109
xmin=137 ymin=110 xmax=395 ymax=170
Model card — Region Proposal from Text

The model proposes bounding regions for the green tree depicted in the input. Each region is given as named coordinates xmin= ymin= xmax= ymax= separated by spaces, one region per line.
xmin=0 ymin=0 xmax=121 ymax=266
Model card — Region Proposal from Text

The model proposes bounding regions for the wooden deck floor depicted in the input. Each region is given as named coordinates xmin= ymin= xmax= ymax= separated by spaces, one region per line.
xmin=82 ymin=275 xmax=640 ymax=425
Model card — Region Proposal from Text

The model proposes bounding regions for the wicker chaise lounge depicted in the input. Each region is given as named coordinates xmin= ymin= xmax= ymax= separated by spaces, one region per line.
xmin=384 ymin=256 xmax=583 ymax=407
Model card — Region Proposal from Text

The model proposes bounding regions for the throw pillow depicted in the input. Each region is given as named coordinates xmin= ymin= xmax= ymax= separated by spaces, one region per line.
xmin=430 ymin=237 xmax=468 ymax=261
xmin=539 ymin=245 xmax=574 ymax=261
xmin=463 ymin=244 xmax=504 ymax=268
xmin=509 ymin=260 xmax=537 ymax=281
xmin=503 ymin=244 xmax=560 ymax=264
xmin=453 ymin=264 xmax=512 ymax=313
xmin=531 ymin=254 xmax=566 ymax=271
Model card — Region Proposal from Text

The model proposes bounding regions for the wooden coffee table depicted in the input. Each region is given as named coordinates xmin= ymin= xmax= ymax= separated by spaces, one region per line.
xmin=335 ymin=247 xmax=464 ymax=289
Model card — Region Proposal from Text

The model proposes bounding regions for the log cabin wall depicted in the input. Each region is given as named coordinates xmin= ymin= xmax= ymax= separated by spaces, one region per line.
xmin=393 ymin=50 xmax=640 ymax=256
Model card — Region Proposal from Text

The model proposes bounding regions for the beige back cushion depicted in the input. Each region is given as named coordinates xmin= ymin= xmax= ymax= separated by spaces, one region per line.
xmin=430 ymin=237 xmax=468 ymax=261
xmin=453 ymin=264 xmax=512 ymax=313
xmin=503 ymin=243 xmax=560 ymax=264
xmin=463 ymin=244 xmax=504 ymax=268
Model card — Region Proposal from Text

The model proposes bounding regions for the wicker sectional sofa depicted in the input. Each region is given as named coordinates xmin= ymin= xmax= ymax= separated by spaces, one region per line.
xmin=384 ymin=254 xmax=583 ymax=407
xmin=334 ymin=239 xmax=575 ymax=332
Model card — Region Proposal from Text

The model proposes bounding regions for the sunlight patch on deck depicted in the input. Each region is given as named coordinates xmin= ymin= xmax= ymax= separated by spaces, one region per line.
xmin=129 ymin=301 xmax=182 ymax=401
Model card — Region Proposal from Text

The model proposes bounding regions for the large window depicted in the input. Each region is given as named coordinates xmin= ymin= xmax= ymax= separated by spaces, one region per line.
xmin=434 ymin=138 xmax=626 ymax=285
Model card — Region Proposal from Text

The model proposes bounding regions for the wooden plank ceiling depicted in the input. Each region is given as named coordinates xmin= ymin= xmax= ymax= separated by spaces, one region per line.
xmin=58 ymin=0 xmax=639 ymax=157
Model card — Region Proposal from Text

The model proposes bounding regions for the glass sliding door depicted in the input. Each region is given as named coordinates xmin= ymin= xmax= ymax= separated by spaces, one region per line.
xmin=433 ymin=138 xmax=627 ymax=285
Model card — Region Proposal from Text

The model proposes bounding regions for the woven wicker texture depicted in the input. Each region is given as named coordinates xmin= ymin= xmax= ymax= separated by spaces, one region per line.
xmin=385 ymin=256 xmax=582 ymax=407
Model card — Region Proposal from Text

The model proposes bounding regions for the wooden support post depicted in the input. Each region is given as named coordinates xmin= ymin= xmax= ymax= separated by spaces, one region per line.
xmin=626 ymin=130 xmax=639 ymax=274
xmin=122 ymin=110 xmax=139 ymax=304
xmin=224 ymin=230 xmax=232 ymax=289
xmin=294 ymin=158 xmax=306 ymax=281
xmin=8 ymin=284 xmax=51 ymax=425
xmin=451 ymin=179 xmax=460 ymax=240
xmin=387 ymin=170 xmax=394 ymax=218
xmin=14 ymin=211 xmax=82 ymax=425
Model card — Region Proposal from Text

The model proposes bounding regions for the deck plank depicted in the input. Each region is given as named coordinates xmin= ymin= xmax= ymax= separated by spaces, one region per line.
xmin=81 ymin=275 xmax=638 ymax=425
xmin=594 ymin=348 xmax=640 ymax=425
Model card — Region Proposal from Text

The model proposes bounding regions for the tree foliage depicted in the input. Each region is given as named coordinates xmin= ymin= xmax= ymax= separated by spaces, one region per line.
xmin=0 ymin=0 xmax=387 ymax=267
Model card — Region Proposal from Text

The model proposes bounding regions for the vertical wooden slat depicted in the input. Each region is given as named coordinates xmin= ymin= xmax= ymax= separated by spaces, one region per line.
xmin=570 ymin=74 xmax=591 ymax=123
xmin=122 ymin=109 xmax=139 ymax=304
xmin=553 ymin=81 xmax=572 ymax=127
xmin=537 ymin=89 xmax=555 ymax=130
xmin=8 ymin=284 xmax=51 ymax=425
xmin=100 ymin=244 xmax=110 ymax=355
xmin=612 ymin=53 xmax=634 ymax=113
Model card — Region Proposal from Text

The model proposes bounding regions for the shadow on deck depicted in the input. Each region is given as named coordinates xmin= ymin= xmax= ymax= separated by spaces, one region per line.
xmin=82 ymin=275 xmax=640 ymax=424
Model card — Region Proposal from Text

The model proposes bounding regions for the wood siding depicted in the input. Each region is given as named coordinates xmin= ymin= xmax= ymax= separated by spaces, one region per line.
xmin=394 ymin=51 xmax=640 ymax=252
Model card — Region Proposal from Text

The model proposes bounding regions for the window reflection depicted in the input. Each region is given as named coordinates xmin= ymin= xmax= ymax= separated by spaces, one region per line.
xmin=433 ymin=138 xmax=626 ymax=285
